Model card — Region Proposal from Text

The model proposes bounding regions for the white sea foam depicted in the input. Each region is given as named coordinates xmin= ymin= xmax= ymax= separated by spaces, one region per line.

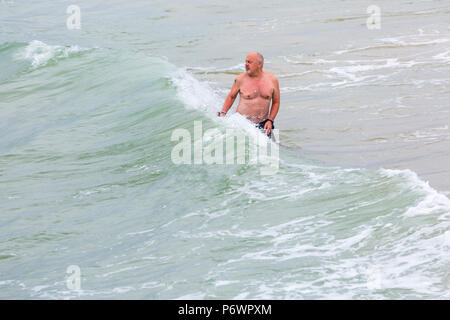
xmin=333 ymin=227 xmax=374 ymax=251
xmin=278 ymin=70 xmax=321 ymax=78
xmin=281 ymin=55 xmax=337 ymax=65
xmin=215 ymin=280 xmax=240 ymax=287
xmin=170 ymin=68 xmax=222 ymax=114
xmin=333 ymin=46 xmax=375 ymax=55
xmin=233 ymin=291 xmax=250 ymax=299
xmin=334 ymin=33 xmax=450 ymax=56
xmin=380 ymin=37 xmax=450 ymax=47
xmin=15 ymin=40 xmax=90 ymax=68
xmin=399 ymin=125 xmax=450 ymax=143
xmin=327 ymin=58 xmax=418 ymax=83
xmin=188 ymin=63 xmax=244 ymax=73
xmin=281 ymin=54 xmax=422 ymax=91
xmin=281 ymin=83 xmax=330 ymax=93
xmin=378 ymin=168 xmax=450 ymax=217
xmin=433 ymin=50 xmax=450 ymax=63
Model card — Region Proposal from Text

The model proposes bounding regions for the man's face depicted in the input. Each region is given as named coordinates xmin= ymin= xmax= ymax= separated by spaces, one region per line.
xmin=245 ymin=55 xmax=260 ymax=74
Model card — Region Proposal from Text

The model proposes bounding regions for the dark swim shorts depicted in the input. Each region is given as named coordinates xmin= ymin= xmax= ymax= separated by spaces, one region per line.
xmin=256 ymin=119 xmax=275 ymax=138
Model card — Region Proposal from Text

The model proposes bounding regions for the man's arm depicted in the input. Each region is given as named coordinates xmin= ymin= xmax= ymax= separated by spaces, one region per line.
xmin=268 ymin=77 xmax=280 ymax=121
xmin=264 ymin=77 xmax=280 ymax=135
xmin=218 ymin=77 xmax=240 ymax=116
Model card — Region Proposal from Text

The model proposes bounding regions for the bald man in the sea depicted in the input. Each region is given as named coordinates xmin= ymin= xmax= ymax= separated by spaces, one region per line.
xmin=217 ymin=52 xmax=280 ymax=137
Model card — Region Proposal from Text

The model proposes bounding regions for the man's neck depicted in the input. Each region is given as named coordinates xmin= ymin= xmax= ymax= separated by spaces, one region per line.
xmin=248 ymin=69 xmax=263 ymax=78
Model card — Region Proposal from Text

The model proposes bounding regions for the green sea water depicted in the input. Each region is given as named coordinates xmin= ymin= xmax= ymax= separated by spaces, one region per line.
xmin=1 ymin=0 xmax=450 ymax=299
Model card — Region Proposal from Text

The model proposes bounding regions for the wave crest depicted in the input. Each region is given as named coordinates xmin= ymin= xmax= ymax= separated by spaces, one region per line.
xmin=14 ymin=40 xmax=91 ymax=68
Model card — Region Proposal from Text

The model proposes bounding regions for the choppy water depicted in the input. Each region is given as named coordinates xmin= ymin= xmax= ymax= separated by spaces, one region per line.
xmin=1 ymin=0 xmax=450 ymax=299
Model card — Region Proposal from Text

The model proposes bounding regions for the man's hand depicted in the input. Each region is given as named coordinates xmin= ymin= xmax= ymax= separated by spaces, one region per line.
xmin=264 ymin=120 xmax=273 ymax=136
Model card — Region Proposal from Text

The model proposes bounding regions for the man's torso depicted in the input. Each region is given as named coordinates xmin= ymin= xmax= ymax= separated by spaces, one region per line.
xmin=236 ymin=72 xmax=274 ymax=123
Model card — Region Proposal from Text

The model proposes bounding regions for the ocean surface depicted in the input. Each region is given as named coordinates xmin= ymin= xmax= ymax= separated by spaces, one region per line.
xmin=1 ymin=0 xmax=450 ymax=299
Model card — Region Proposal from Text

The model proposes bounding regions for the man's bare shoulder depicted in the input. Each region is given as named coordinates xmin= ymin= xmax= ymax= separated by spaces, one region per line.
xmin=235 ymin=73 xmax=247 ymax=82
xmin=233 ymin=73 xmax=250 ymax=87
xmin=263 ymin=72 xmax=279 ymax=82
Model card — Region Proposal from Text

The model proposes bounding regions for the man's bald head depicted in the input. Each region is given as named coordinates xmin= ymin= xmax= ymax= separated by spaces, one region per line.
xmin=248 ymin=52 xmax=264 ymax=67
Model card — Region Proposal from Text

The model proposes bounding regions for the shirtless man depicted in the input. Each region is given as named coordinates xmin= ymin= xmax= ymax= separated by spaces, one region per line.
xmin=217 ymin=52 xmax=280 ymax=137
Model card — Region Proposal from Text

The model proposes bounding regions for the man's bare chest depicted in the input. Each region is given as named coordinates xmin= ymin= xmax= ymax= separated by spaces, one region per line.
xmin=240 ymin=80 xmax=273 ymax=100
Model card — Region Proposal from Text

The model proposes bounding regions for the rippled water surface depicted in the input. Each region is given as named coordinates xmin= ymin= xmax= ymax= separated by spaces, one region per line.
xmin=1 ymin=0 xmax=450 ymax=299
